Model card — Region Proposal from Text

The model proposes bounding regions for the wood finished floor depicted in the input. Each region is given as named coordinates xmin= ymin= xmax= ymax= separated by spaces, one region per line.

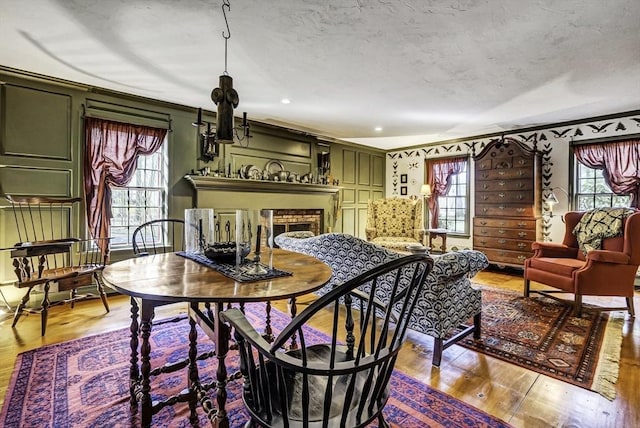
xmin=1 ymin=269 xmax=638 ymax=428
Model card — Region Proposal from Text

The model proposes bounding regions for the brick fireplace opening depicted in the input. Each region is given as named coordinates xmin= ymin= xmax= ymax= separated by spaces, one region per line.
xmin=272 ymin=209 xmax=323 ymax=240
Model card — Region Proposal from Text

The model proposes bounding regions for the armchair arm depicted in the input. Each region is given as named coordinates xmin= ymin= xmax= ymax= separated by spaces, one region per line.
xmin=413 ymin=228 xmax=425 ymax=242
xmin=531 ymin=242 xmax=578 ymax=259
xmin=585 ymin=249 xmax=631 ymax=265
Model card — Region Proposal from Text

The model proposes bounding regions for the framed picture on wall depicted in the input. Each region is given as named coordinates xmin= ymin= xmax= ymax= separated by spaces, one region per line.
xmin=400 ymin=174 xmax=407 ymax=183
xmin=400 ymin=186 xmax=407 ymax=195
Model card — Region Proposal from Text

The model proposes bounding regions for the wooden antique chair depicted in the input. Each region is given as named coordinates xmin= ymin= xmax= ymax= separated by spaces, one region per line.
xmin=221 ymin=254 xmax=433 ymax=427
xmin=524 ymin=208 xmax=640 ymax=317
xmin=5 ymin=195 xmax=110 ymax=335
xmin=132 ymin=218 xmax=185 ymax=255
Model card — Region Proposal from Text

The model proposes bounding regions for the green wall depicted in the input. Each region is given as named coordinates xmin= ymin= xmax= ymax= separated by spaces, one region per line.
xmin=0 ymin=69 xmax=385 ymax=303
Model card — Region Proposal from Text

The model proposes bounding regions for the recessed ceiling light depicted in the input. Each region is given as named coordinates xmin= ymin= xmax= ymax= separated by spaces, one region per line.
xmin=281 ymin=98 xmax=291 ymax=104
xmin=374 ymin=126 xmax=383 ymax=132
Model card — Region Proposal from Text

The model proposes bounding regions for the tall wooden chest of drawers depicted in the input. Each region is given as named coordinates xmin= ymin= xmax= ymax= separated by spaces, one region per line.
xmin=473 ymin=138 xmax=541 ymax=267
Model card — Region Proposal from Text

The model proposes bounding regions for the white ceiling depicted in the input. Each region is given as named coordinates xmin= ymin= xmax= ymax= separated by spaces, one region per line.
xmin=2 ymin=0 xmax=639 ymax=150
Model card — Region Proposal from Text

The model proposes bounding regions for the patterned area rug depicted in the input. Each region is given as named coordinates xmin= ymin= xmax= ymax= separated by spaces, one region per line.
xmin=1 ymin=303 xmax=511 ymax=428
xmin=459 ymin=287 xmax=624 ymax=400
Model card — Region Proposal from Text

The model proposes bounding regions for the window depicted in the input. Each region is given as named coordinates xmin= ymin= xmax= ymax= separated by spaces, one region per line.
xmin=575 ymin=162 xmax=630 ymax=210
xmin=109 ymin=143 xmax=168 ymax=248
xmin=434 ymin=161 xmax=469 ymax=234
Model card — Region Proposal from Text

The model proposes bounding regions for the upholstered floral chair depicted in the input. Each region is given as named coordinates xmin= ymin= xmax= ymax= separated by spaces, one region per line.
xmin=275 ymin=232 xmax=489 ymax=366
xmin=365 ymin=197 xmax=424 ymax=251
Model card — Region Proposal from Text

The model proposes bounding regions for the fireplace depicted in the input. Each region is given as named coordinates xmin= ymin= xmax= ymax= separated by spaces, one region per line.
xmin=272 ymin=209 xmax=323 ymax=238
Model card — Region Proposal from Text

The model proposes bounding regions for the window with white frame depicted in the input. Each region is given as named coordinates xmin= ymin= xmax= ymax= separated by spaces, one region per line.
xmin=435 ymin=161 xmax=469 ymax=234
xmin=575 ymin=162 xmax=631 ymax=210
xmin=109 ymin=142 xmax=168 ymax=248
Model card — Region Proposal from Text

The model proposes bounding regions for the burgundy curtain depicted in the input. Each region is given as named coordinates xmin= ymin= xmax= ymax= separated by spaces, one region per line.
xmin=573 ymin=139 xmax=640 ymax=208
xmin=84 ymin=117 xmax=167 ymax=251
xmin=426 ymin=156 xmax=466 ymax=228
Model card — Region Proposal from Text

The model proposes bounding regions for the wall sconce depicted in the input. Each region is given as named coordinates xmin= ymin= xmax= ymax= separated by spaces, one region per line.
xmin=193 ymin=109 xmax=218 ymax=162
xmin=420 ymin=184 xmax=432 ymax=233
xmin=545 ymin=186 xmax=568 ymax=221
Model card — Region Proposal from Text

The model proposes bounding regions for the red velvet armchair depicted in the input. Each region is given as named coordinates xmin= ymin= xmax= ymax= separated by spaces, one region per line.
xmin=524 ymin=209 xmax=640 ymax=317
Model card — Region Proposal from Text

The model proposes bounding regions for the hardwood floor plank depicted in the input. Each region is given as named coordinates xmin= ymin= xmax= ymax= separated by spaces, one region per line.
xmin=1 ymin=269 xmax=638 ymax=428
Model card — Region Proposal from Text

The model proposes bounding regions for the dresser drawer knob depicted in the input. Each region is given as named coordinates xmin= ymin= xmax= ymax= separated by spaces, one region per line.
xmin=518 ymin=231 xmax=527 ymax=238
xmin=499 ymin=193 xmax=505 ymax=198
xmin=480 ymin=221 xmax=487 ymax=226
xmin=498 ymin=229 xmax=506 ymax=234
xmin=499 ymin=205 xmax=505 ymax=210
xmin=498 ymin=181 xmax=505 ymax=186
xmin=483 ymin=184 xmax=489 ymax=189
xmin=482 ymin=195 xmax=489 ymax=200
xmin=517 ymin=255 xmax=527 ymax=261
xmin=498 ymin=171 xmax=505 ymax=176
xmin=517 ymin=183 xmax=524 ymax=188
xmin=480 ymin=240 xmax=487 ymax=245
xmin=516 ymin=208 xmax=525 ymax=213
xmin=518 ymin=242 xmax=527 ymax=249
xmin=498 ymin=239 xmax=506 ymax=244
xmin=518 ymin=222 xmax=527 ymax=227
xmin=517 ymin=194 xmax=524 ymax=200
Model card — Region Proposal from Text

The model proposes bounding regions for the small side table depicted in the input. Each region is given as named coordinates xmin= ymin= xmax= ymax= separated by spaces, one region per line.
xmin=427 ymin=228 xmax=448 ymax=253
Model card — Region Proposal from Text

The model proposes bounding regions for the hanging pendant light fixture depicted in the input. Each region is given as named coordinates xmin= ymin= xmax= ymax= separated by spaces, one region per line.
xmin=193 ymin=0 xmax=250 ymax=154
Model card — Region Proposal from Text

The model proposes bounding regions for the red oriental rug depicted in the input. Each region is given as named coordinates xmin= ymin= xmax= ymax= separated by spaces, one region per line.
xmin=1 ymin=303 xmax=511 ymax=428
xmin=459 ymin=287 xmax=624 ymax=400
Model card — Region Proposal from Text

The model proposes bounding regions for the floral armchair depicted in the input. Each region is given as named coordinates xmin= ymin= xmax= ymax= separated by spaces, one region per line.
xmin=275 ymin=232 xmax=489 ymax=366
xmin=365 ymin=198 xmax=424 ymax=251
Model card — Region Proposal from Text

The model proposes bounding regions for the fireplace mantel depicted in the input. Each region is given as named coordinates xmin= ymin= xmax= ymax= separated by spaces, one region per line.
xmin=184 ymin=175 xmax=341 ymax=195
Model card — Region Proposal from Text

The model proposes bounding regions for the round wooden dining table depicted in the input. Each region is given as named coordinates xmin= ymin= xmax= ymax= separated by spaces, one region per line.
xmin=102 ymin=249 xmax=332 ymax=428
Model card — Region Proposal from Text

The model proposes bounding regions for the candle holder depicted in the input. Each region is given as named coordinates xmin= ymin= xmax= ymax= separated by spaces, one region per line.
xmin=185 ymin=208 xmax=214 ymax=254
xmin=235 ymin=209 xmax=273 ymax=274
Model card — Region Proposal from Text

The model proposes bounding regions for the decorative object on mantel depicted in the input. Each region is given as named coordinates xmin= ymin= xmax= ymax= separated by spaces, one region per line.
xmin=192 ymin=0 xmax=251 ymax=160
xmin=184 ymin=174 xmax=341 ymax=195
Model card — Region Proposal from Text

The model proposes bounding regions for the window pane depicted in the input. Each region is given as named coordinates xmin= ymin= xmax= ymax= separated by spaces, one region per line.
xmin=146 ymin=190 xmax=161 ymax=206
xmin=111 ymin=189 xmax=127 ymax=207
xmin=145 ymin=170 xmax=160 ymax=187
xmin=110 ymin=227 xmax=129 ymax=246
xmin=111 ymin=207 xmax=128 ymax=226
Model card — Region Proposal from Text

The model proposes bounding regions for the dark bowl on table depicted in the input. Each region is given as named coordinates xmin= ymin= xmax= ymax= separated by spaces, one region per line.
xmin=204 ymin=242 xmax=251 ymax=263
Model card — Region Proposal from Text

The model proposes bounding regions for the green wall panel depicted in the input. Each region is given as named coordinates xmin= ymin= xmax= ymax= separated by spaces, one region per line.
xmin=341 ymin=207 xmax=356 ymax=236
xmin=1 ymin=84 xmax=71 ymax=160
xmin=0 ymin=166 xmax=71 ymax=197
xmin=371 ymin=155 xmax=384 ymax=187
xmin=358 ymin=152 xmax=370 ymax=186
xmin=342 ymin=150 xmax=356 ymax=184
xmin=357 ymin=189 xmax=370 ymax=204
xmin=342 ymin=188 xmax=356 ymax=204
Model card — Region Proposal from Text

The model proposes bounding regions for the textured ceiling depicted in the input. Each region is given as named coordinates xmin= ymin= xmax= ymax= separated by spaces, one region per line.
xmin=2 ymin=0 xmax=639 ymax=150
